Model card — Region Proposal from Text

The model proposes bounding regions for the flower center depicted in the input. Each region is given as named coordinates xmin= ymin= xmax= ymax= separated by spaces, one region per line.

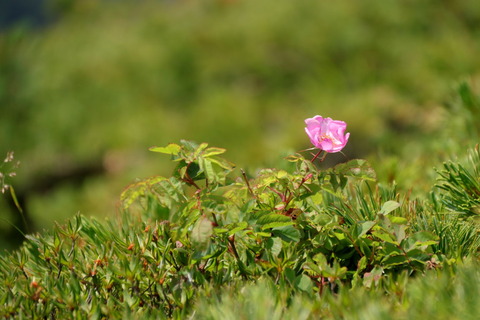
xmin=320 ymin=134 xmax=341 ymax=146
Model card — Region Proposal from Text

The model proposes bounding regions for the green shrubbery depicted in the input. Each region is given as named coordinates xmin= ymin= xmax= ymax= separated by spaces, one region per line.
xmin=1 ymin=137 xmax=478 ymax=318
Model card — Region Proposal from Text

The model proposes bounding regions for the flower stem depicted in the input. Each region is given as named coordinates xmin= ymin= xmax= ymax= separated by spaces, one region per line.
xmin=311 ymin=150 xmax=325 ymax=162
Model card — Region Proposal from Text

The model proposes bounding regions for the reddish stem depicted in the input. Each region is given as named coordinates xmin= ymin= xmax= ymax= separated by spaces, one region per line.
xmin=310 ymin=150 xmax=323 ymax=162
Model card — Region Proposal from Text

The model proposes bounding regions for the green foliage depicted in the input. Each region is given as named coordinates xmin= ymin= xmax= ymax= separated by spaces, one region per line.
xmin=195 ymin=262 xmax=480 ymax=320
xmin=1 ymin=140 xmax=479 ymax=318
xmin=436 ymin=146 xmax=480 ymax=217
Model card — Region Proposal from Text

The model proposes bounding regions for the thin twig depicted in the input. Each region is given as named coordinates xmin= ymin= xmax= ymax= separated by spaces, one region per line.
xmin=241 ymin=169 xmax=256 ymax=199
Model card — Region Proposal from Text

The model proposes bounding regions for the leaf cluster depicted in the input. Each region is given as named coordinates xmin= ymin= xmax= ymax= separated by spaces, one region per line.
xmin=3 ymin=140 xmax=479 ymax=318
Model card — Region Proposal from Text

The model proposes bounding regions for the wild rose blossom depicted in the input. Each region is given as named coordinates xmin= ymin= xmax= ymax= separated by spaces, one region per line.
xmin=305 ymin=115 xmax=350 ymax=153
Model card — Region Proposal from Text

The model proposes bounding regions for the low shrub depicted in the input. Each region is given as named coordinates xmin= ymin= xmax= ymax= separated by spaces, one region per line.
xmin=1 ymin=140 xmax=478 ymax=319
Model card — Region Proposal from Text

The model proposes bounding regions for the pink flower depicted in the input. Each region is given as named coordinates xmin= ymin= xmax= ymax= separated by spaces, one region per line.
xmin=305 ymin=115 xmax=350 ymax=153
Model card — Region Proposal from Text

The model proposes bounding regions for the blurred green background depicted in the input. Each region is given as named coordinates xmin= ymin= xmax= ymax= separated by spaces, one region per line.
xmin=1 ymin=0 xmax=480 ymax=249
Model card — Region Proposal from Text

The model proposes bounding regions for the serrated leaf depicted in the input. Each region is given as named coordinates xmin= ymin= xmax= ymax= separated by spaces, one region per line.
xmin=272 ymin=225 xmax=301 ymax=242
xmin=149 ymin=143 xmax=181 ymax=155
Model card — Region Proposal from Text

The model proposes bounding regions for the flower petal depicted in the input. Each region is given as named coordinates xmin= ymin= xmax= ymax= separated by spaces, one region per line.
xmin=304 ymin=115 xmax=350 ymax=153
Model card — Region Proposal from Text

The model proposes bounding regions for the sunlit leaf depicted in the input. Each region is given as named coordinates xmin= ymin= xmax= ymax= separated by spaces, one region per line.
xmin=203 ymin=147 xmax=226 ymax=157
xmin=149 ymin=143 xmax=181 ymax=155
xmin=379 ymin=201 xmax=400 ymax=215
xmin=256 ymin=214 xmax=292 ymax=230
xmin=194 ymin=142 xmax=209 ymax=157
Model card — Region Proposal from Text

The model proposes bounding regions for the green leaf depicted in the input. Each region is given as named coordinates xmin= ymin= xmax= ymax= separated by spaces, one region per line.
xmin=372 ymin=229 xmax=397 ymax=244
xmin=357 ymin=256 xmax=368 ymax=272
xmin=379 ymin=201 xmax=400 ymax=215
xmin=202 ymin=147 xmax=226 ymax=157
xmin=276 ymin=170 xmax=288 ymax=179
xmin=393 ymin=224 xmax=407 ymax=243
xmin=261 ymin=221 xmax=294 ymax=230
xmin=295 ymin=274 xmax=313 ymax=292
xmin=363 ymin=266 xmax=383 ymax=288
xmin=383 ymin=242 xmax=402 ymax=255
xmin=353 ymin=221 xmax=376 ymax=239
xmin=194 ymin=142 xmax=209 ymax=157
xmin=272 ymin=225 xmax=301 ymax=242
xmin=307 ymin=192 xmax=323 ymax=206
xmin=406 ymin=249 xmax=430 ymax=260
xmin=256 ymin=213 xmax=292 ymax=227
xmin=284 ymin=268 xmax=296 ymax=285
xmin=208 ymin=157 xmax=235 ymax=170
xmin=198 ymin=157 xmax=216 ymax=183
xmin=213 ymin=228 xmax=229 ymax=234
xmin=402 ymin=231 xmax=438 ymax=251
xmin=255 ymin=232 xmax=272 ymax=237
xmin=227 ymin=221 xmax=248 ymax=236
xmin=266 ymin=237 xmax=283 ymax=257
xmin=382 ymin=255 xmax=408 ymax=267
xmin=191 ymin=216 xmax=213 ymax=247
xmin=390 ymin=216 xmax=408 ymax=224
xmin=186 ymin=162 xmax=203 ymax=180
xmin=149 ymin=143 xmax=181 ymax=155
